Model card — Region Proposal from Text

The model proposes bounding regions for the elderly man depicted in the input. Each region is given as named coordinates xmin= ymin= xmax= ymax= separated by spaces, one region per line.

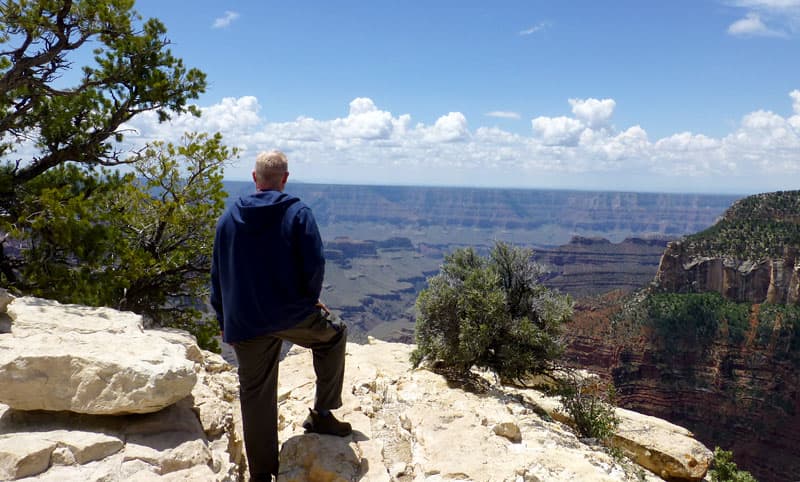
xmin=211 ymin=150 xmax=350 ymax=481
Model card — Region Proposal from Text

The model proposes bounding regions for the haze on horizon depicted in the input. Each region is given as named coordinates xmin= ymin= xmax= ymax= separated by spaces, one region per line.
xmin=115 ymin=1 xmax=800 ymax=195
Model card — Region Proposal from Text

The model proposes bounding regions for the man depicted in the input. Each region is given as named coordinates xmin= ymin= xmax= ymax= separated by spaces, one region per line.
xmin=211 ymin=150 xmax=350 ymax=481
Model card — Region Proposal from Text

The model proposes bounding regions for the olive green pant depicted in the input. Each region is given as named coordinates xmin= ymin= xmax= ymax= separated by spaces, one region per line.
xmin=233 ymin=310 xmax=347 ymax=480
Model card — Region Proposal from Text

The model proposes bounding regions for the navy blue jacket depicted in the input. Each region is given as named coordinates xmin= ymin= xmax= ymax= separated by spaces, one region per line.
xmin=210 ymin=190 xmax=325 ymax=343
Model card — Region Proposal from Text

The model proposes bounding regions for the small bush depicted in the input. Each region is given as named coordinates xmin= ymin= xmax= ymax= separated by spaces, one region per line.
xmin=412 ymin=242 xmax=572 ymax=382
xmin=557 ymin=372 xmax=620 ymax=442
xmin=709 ymin=447 xmax=758 ymax=482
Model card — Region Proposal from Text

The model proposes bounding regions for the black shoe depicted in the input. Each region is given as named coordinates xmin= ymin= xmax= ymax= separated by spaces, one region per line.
xmin=302 ymin=409 xmax=352 ymax=437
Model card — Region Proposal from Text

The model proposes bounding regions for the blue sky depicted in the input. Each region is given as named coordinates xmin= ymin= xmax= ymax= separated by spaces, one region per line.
xmin=121 ymin=0 xmax=800 ymax=194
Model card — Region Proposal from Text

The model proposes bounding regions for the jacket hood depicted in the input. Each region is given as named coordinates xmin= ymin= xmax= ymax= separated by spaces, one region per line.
xmin=230 ymin=190 xmax=300 ymax=230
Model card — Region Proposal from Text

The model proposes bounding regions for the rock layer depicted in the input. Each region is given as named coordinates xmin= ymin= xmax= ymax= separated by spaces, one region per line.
xmin=0 ymin=295 xmax=244 ymax=481
xmin=565 ymin=294 xmax=800 ymax=482
xmin=536 ymin=236 xmax=670 ymax=297
xmin=654 ymin=242 xmax=800 ymax=304
xmin=0 ymin=297 xmax=197 ymax=415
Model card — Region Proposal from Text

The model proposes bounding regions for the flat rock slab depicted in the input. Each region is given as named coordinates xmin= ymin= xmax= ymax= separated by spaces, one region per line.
xmin=0 ymin=297 xmax=197 ymax=415
xmin=523 ymin=390 xmax=712 ymax=481
xmin=0 ymin=431 xmax=123 ymax=480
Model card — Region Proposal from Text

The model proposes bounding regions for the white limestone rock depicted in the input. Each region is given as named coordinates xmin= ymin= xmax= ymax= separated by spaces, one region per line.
xmin=0 ymin=295 xmax=244 ymax=481
xmin=1 ymin=370 xmax=243 ymax=481
xmin=0 ymin=297 xmax=197 ymax=415
xmin=0 ymin=294 xmax=711 ymax=482
xmin=520 ymin=389 xmax=713 ymax=481
xmin=46 ymin=430 xmax=123 ymax=465
xmin=275 ymin=338 xmax=668 ymax=482
xmin=613 ymin=407 xmax=713 ymax=481
xmin=0 ymin=434 xmax=57 ymax=480
xmin=0 ymin=430 xmax=123 ymax=480
xmin=123 ymin=433 xmax=212 ymax=475
xmin=279 ymin=433 xmax=361 ymax=482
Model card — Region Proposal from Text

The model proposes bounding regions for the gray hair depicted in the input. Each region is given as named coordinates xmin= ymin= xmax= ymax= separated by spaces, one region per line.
xmin=254 ymin=150 xmax=288 ymax=187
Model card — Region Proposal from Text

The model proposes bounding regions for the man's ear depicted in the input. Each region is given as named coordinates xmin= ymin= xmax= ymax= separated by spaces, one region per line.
xmin=252 ymin=170 xmax=258 ymax=183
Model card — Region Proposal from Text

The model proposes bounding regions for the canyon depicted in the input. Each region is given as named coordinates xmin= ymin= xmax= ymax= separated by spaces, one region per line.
xmin=222 ymin=181 xmax=737 ymax=343
xmin=219 ymin=182 xmax=800 ymax=480
xmin=226 ymin=181 xmax=739 ymax=248
xmin=564 ymin=191 xmax=800 ymax=482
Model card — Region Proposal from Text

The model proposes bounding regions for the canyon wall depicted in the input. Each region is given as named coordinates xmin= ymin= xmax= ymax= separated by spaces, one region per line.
xmin=566 ymin=297 xmax=800 ymax=482
xmin=655 ymin=241 xmax=800 ymax=304
xmin=224 ymin=181 xmax=740 ymax=247
xmin=565 ymin=191 xmax=800 ymax=482
xmin=536 ymin=236 xmax=669 ymax=297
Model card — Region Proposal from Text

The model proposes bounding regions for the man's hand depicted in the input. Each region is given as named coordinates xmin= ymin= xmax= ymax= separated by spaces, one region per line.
xmin=316 ymin=300 xmax=331 ymax=316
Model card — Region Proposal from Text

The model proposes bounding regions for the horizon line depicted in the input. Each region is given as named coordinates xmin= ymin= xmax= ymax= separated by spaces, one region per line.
xmin=221 ymin=177 xmax=749 ymax=198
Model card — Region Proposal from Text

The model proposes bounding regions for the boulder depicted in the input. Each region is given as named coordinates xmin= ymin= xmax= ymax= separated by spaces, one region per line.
xmin=612 ymin=408 xmax=713 ymax=481
xmin=0 ymin=294 xmax=244 ymax=481
xmin=0 ymin=297 xmax=197 ymax=415
xmin=522 ymin=390 xmax=712 ymax=481
xmin=0 ymin=431 xmax=123 ymax=480
xmin=0 ymin=434 xmax=56 ymax=480
xmin=0 ymin=349 xmax=244 ymax=481
xmin=279 ymin=434 xmax=361 ymax=482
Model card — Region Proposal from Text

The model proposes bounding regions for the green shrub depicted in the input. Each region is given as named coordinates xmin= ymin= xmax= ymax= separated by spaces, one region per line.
xmin=646 ymin=292 xmax=723 ymax=348
xmin=557 ymin=372 xmax=620 ymax=442
xmin=412 ymin=242 xmax=572 ymax=382
xmin=685 ymin=190 xmax=800 ymax=260
xmin=709 ymin=447 xmax=758 ymax=482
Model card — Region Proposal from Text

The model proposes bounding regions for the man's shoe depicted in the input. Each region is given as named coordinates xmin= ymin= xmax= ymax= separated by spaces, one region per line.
xmin=302 ymin=409 xmax=352 ymax=437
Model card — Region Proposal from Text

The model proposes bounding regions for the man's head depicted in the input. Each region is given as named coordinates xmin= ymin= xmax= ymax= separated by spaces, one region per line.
xmin=253 ymin=150 xmax=289 ymax=191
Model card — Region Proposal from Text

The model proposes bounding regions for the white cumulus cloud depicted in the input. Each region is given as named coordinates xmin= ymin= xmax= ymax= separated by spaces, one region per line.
xmin=726 ymin=0 xmax=800 ymax=36
xmin=569 ymin=98 xmax=616 ymax=127
xmin=425 ymin=112 xmax=470 ymax=143
xmin=113 ymin=90 xmax=800 ymax=192
xmin=790 ymin=89 xmax=800 ymax=114
xmin=332 ymin=98 xmax=396 ymax=140
xmin=486 ymin=111 xmax=522 ymax=120
xmin=213 ymin=11 xmax=240 ymax=29
xmin=532 ymin=116 xmax=585 ymax=146
xmin=728 ymin=12 xmax=785 ymax=36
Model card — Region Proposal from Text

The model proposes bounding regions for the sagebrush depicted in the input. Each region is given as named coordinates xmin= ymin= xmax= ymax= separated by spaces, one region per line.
xmin=412 ymin=242 xmax=572 ymax=382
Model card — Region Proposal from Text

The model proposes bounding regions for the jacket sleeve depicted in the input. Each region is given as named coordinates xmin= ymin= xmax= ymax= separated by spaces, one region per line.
xmin=210 ymin=222 xmax=225 ymax=331
xmin=294 ymin=206 xmax=325 ymax=301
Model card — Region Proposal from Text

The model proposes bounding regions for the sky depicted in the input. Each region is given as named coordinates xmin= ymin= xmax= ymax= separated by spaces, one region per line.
xmin=119 ymin=0 xmax=800 ymax=194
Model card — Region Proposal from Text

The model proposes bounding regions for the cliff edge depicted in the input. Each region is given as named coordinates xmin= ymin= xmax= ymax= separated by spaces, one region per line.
xmin=654 ymin=190 xmax=800 ymax=303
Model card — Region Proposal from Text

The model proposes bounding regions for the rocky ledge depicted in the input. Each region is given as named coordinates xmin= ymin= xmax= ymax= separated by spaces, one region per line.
xmin=0 ymin=291 xmax=711 ymax=481
xmin=0 ymin=291 xmax=245 ymax=481
xmin=276 ymin=340 xmax=711 ymax=482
